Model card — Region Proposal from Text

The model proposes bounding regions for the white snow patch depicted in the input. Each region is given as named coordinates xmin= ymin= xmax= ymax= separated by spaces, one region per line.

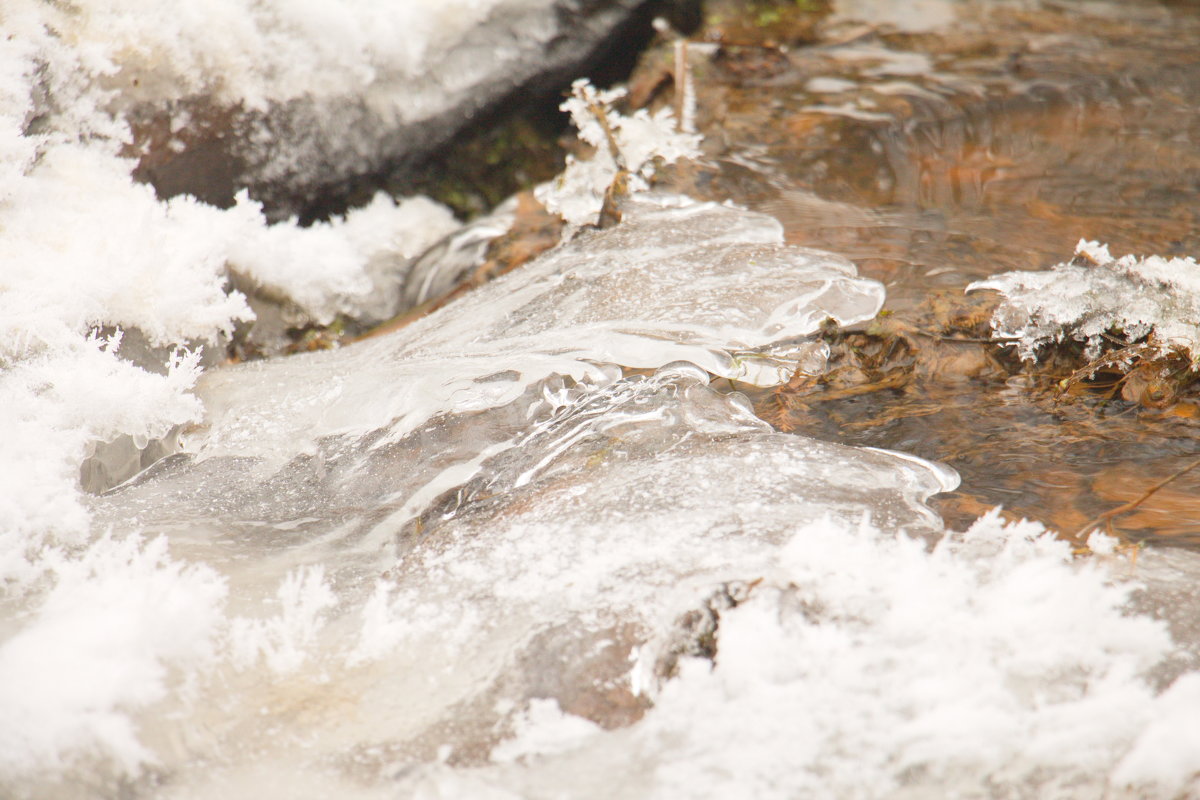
xmin=0 ymin=337 xmax=204 ymax=586
xmin=490 ymin=698 xmax=604 ymax=764
xmin=0 ymin=535 xmax=226 ymax=776
xmin=429 ymin=513 xmax=1196 ymax=799
xmin=229 ymin=192 xmax=462 ymax=324
xmin=1113 ymin=672 xmax=1200 ymax=793
xmin=0 ymin=2 xmax=462 ymax=593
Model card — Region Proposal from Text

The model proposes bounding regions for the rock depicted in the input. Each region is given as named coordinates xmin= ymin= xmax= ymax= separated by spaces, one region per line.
xmin=119 ymin=0 xmax=693 ymax=220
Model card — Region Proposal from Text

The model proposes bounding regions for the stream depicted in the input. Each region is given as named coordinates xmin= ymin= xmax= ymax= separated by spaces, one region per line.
xmin=665 ymin=0 xmax=1200 ymax=544
xmin=6 ymin=1 xmax=1200 ymax=798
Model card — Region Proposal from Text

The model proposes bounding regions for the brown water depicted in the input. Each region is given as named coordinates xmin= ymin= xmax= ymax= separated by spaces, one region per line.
xmin=655 ymin=0 xmax=1200 ymax=545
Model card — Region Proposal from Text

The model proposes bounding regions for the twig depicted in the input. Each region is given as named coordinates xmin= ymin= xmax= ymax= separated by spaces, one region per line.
xmin=910 ymin=330 xmax=1020 ymax=344
xmin=1057 ymin=341 xmax=1156 ymax=393
xmin=585 ymin=98 xmax=624 ymax=168
xmin=795 ymin=371 xmax=910 ymax=404
xmin=1072 ymin=455 xmax=1200 ymax=540
xmin=674 ymin=40 xmax=687 ymax=132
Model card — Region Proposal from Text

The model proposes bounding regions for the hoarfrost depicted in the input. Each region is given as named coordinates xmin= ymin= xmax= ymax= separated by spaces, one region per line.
xmin=229 ymin=565 xmax=337 ymax=674
xmin=386 ymin=514 xmax=1196 ymax=800
xmin=227 ymin=191 xmax=462 ymax=325
xmin=5 ymin=2 xmax=1200 ymax=796
xmin=2 ymin=0 xmax=648 ymax=209
xmin=0 ymin=535 xmax=226 ymax=777
xmin=970 ymin=239 xmax=1200 ymax=362
xmin=537 ymin=80 xmax=702 ymax=227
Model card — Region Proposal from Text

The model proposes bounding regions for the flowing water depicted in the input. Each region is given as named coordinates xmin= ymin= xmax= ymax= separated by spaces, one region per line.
xmin=661 ymin=0 xmax=1200 ymax=544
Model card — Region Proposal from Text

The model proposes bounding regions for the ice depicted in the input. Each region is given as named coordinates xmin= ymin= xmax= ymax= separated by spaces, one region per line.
xmin=40 ymin=199 xmax=1195 ymax=797
xmin=60 ymin=365 xmax=956 ymax=798
xmin=187 ymin=194 xmax=884 ymax=469
xmin=970 ymin=239 xmax=1200 ymax=361
xmin=7 ymin=2 xmax=1200 ymax=794
xmin=10 ymin=193 xmax=929 ymax=794
xmin=10 ymin=160 xmax=1200 ymax=797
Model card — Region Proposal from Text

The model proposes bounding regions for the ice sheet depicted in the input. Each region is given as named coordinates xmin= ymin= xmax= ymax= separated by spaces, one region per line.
xmin=189 ymin=195 xmax=885 ymax=469
xmin=6 ymin=1 xmax=1200 ymax=794
xmin=55 ymin=366 xmax=955 ymax=799
xmin=45 ymin=265 xmax=1199 ymax=800
xmin=61 ymin=375 xmax=1200 ymax=800
xmin=2 ymin=193 xmax=924 ymax=795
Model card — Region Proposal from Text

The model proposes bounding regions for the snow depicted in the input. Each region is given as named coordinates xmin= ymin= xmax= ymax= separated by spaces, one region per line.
xmin=0 ymin=535 xmax=226 ymax=777
xmin=375 ymin=515 xmax=1198 ymax=800
xmin=490 ymin=699 xmax=604 ymax=764
xmin=1113 ymin=672 xmax=1200 ymax=791
xmin=228 ymin=192 xmax=461 ymax=325
xmin=0 ymin=0 xmax=466 ymax=588
xmin=970 ymin=239 xmax=1200 ymax=362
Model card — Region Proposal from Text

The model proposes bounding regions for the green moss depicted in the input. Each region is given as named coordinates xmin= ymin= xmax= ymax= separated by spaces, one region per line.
xmin=400 ymin=115 xmax=566 ymax=219
xmin=705 ymin=0 xmax=831 ymax=44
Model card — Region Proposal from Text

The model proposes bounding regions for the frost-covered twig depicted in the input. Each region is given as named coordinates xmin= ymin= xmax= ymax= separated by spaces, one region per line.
xmin=969 ymin=240 xmax=1200 ymax=363
xmin=535 ymin=79 xmax=702 ymax=228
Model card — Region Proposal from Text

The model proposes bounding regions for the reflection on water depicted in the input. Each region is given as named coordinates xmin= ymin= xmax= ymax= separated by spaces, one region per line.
xmin=757 ymin=373 xmax=1200 ymax=547
xmin=671 ymin=0 xmax=1200 ymax=545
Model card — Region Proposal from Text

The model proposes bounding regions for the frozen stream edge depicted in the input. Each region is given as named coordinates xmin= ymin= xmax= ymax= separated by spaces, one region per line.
xmin=4 ymin=196 xmax=1200 ymax=798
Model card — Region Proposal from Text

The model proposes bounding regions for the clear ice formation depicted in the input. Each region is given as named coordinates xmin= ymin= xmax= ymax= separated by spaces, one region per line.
xmin=30 ymin=195 xmax=953 ymax=795
xmin=15 ymin=194 xmax=1200 ymax=799
xmin=189 ymin=195 xmax=886 ymax=468
xmin=78 ymin=369 xmax=957 ymax=799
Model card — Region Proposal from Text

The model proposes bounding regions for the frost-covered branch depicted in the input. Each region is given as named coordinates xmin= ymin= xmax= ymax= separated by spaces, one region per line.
xmin=970 ymin=240 xmax=1200 ymax=363
xmin=535 ymin=79 xmax=702 ymax=227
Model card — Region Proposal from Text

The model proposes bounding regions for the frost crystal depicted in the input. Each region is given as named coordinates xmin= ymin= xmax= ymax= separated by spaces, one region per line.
xmin=969 ymin=240 xmax=1200 ymax=362
xmin=536 ymin=79 xmax=702 ymax=227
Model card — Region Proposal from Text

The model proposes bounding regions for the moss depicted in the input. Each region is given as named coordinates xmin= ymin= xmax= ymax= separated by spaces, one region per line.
xmin=398 ymin=115 xmax=567 ymax=219
xmin=705 ymin=0 xmax=832 ymax=45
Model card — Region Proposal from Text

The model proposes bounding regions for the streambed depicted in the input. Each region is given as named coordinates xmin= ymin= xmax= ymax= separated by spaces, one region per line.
xmin=657 ymin=0 xmax=1200 ymax=545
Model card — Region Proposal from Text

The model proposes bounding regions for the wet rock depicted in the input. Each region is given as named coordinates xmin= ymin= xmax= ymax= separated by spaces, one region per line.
xmin=653 ymin=580 xmax=760 ymax=681
xmin=122 ymin=0 xmax=688 ymax=220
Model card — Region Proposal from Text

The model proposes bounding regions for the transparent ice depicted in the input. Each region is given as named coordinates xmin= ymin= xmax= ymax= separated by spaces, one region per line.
xmin=5 ymin=195 xmax=1197 ymax=799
